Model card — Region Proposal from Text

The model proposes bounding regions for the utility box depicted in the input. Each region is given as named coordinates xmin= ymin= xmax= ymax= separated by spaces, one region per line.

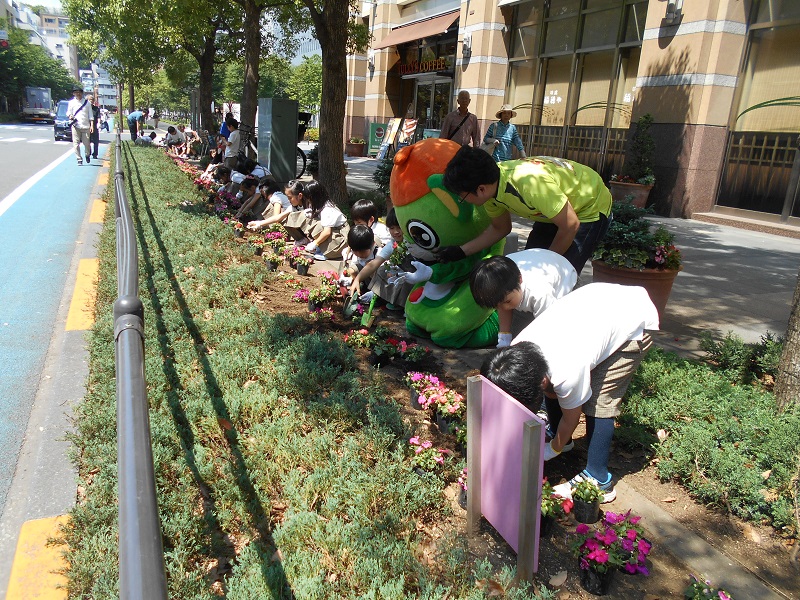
xmin=258 ymin=98 xmax=298 ymax=184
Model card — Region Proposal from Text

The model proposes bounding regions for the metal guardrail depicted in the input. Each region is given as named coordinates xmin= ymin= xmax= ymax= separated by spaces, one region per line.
xmin=112 ymin=133 xmax=169 ymax=599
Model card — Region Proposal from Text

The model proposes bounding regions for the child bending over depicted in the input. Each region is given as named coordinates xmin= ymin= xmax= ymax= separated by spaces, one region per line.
xmin=470 ymin=249 xmax=577 ymax=348
xmin=284 ymin=180 xmax=349 ymax=260
xmin=246 ymin=179 xmax=295 ymax=231
xmin=343 ymin=225 xmax=379 ymax=293
xmin=350 ymin=198 xmax=392 ymax=246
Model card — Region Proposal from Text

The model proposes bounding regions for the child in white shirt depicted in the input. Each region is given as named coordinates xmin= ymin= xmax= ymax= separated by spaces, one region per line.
xmin=350 ymin=198 xmax=392 ymax=247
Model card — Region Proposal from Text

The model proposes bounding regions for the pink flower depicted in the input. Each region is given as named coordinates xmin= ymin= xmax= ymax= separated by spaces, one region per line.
xmin=434 ymin=455 xmax=443 ymax=464
xmin=629 ymin=514 xmax=641 ymax=524
xmin=622 ymin=538 xmax=635 ymax=552
xmin=624 ymin=562 xmax=638 ymax=574
xmin=576 ymin=523 xmax=590 ymax=535
xmin=409 ymin=436 xmax=419 ymax=445
xmin=718 ymin=593 xmax=730 ymax=600
xmin=595 ymin=528 xmax=618 ymax=545
xmin=414 ymin=447 xmax=423 ymax=455
xmin=626 ymin=529 xmax=638 ymax=540
xmin=637 ymin=538 xmax=652 ymax=555
xmin=587 ymin=548 xmax=609 ymax=564
xmin=421 ymin=440 xmax=432 ymax=449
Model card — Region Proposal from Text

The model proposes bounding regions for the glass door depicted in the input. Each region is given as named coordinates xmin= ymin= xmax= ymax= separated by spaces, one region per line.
xmin=414 ymin=77 xmax=452 ymax=130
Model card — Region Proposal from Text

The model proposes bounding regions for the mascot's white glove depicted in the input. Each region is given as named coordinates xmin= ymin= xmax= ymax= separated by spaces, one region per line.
xmin=496 ymin=333 xmax=513 ymax=348
xmin=304 ymin=241 xmax=318 ymax=253
xmin=402 ymin=261 xmax=434 ymax=284
xmin=543 ymin=441 xmax=561 ymax=461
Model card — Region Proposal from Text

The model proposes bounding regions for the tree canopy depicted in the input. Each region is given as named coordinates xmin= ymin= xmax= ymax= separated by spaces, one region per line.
xmin=0 ymin=19 xmax=77 ymax=109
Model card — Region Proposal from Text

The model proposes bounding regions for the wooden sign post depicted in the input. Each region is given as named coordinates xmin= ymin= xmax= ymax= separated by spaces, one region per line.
xmin=466 ymin=375 xmax=546 ymax=580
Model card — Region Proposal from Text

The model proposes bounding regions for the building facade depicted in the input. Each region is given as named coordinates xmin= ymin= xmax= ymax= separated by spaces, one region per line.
xmin=40 ymin=9 xmax=79 ymax=78
xmin=346 ymin=0 xmax=800 ymax=224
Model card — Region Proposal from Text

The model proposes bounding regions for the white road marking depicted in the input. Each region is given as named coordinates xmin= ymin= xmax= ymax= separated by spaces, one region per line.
xmin=27 ymin=139 xmax=51 ymax=144
xmin=0 ymin=148 xmax=75 ymax=218
xmin=0 ymin=138 xmax=26 ymax=143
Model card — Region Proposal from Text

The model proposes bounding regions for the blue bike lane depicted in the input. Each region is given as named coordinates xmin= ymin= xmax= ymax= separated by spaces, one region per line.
xmin=0 ymin=144 xmax=108 ymax=514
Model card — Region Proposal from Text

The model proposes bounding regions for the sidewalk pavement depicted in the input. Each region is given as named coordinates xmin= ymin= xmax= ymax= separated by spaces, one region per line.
xmin=342 ymin=154 xmax=797 ymax=599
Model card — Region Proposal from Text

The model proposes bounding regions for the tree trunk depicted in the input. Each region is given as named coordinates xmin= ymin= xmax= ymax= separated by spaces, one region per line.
xmin=312 ymin=1 xmax=349 ymax=208
xmin=775 ymin=269 xmax=800 ymax=411
xmin=239 ymin=0 xmax=261 ymax=138
xmin=128 ymin=79 xmax=135 ymax=113
xmin=196 ymin=35 xmax=217 ymax=137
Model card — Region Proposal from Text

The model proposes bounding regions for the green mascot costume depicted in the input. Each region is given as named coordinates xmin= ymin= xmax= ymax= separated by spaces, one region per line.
xmin=390 ymin=138 xmax=504 ymax=348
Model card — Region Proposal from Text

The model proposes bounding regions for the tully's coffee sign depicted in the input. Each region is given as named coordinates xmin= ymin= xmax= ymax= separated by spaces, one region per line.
xmin=399 ymin=57 xmax=449 ymax=76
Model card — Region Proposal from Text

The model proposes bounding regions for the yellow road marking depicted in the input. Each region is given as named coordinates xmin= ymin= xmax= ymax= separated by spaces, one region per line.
xmin=65 ymin=258 xmax=99 ymax=331
xmin=5 ymin=516 xmax=69 ymax=600
xmin=97 ymin=172 xmax=109 ymax=186
xmin=89 ymin=199 xmax=106 ymax=223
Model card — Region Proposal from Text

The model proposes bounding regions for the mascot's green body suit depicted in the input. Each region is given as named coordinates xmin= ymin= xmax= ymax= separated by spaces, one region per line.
xmin=390 ymin=138 xmax=504 ymax=348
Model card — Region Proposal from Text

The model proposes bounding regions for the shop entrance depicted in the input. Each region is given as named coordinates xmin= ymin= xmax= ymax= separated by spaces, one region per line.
xmin=412 ymin=76 xmax=452 ymax=132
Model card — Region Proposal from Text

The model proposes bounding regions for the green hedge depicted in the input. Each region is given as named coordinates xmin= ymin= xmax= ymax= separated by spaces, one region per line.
xmin=621 ymin=348 xmax=800 ymax=533
xmin=61 ymin=143 xmax=555 ymax=599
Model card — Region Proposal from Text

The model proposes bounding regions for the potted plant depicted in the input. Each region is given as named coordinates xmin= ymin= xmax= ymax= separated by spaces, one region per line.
xmin=609 ymin=113 xmax=656 ymax=208
xmin=295 ymin=255 xmax=311 ymax=276
xmin=232 ymin=220 xmax=245 ymax=238
xmin=404 ymin=372 xmax=441 ymax=410
xmin=291 ymin=289 xmax=310 ymax=304
xmin=343 ymin=328 xmax=376 ymax=349
xmin=308 ymin=284 xmax=335 ymax=311
xmin=604 ymin=510 xmax=652 ymax=575
xmin=457 ymin=467 xmax=468 ymax=510
xmin=369 ymin=337 xmax=399 ymax=367
xmin=250 ymin=237 xmax=265 ymax=256
xmin=570 ymin=522 xmax=626 ymax=595
xmin=430 ymin=386 xmax=465 ymax=434
xmin=684 ymin=575 xmax=734 ymax=599
xmin=408 ymin=436 xmax=448 ymax=475
xmin=345 ymin=136 xmax=366 ymax=157
xmin=540 ymin=478 xmax=573 ymax=537
xmin=591 ymin=201 xmax=682 ymax=322
xmin=263 ymin=250 xmax=281 ymax=270
xmin=572 ymin=479 xmax=604 ymax=524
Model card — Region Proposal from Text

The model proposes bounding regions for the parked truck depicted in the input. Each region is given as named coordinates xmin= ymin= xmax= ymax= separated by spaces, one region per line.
xmin=22 ymin=86 xmax=54 ymax=123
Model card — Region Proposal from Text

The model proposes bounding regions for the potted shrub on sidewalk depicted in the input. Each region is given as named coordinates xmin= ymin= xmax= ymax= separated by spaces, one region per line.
xmin=591 ymin=201 xmax=682 ymax=322
xmin=345 ymin=137 xmax=366 ymax=157
xmin=572 ymin=479 xmax=604 ymax=524
xmin=609 ymin=113 xmax=656 ymax=208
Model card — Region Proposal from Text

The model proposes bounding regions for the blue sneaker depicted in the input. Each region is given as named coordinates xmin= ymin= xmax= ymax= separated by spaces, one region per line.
xmin=313 ymin=251 xmax=327 ymax=261
xmin=553 ymin=470 xmax=616 ymax=503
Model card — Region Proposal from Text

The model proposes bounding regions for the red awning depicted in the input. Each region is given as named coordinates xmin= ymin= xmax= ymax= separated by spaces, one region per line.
xmin=372 ymin=11 xmax=460 ymax=50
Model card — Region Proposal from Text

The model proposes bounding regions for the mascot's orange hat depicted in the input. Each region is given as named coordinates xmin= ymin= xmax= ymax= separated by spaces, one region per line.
xmin=389 ymin=138 xmax=461 ymax=207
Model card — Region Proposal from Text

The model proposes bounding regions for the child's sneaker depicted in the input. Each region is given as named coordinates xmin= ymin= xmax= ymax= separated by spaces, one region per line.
xmin=312 ymin=251 xmax=327 ymax=261
xmin=553 ymin=470 xmax=616 ymax=503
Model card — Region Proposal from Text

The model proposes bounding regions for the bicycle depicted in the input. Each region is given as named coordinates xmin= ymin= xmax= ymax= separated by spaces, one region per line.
xmin=237 ymin=118 xmax=310 ymax=179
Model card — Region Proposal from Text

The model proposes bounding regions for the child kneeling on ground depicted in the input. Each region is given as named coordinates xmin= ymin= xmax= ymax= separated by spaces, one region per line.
xmin=470 ymin=248 xmax=577 ymax=348
xmin=284 ymin=181 xmax=349 ymax=261
xmin=342 ymin=225 xmax=379 ymax=294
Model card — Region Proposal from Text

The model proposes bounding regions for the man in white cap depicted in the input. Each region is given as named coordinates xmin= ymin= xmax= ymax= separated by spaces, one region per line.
xmin=66 ymin=83 xmax=93 ymax=165
xmin=484 ymin=104 xmax=526 ymax=162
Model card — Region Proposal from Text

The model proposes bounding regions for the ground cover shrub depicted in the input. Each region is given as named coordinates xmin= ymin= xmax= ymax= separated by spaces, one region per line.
xmin=63 ymin=142 xmax=555 ymax=599
xmin=699 ymin=331 xmax=782 ymax=388
xmin=621 ymin=348 xmax=800 ymax=534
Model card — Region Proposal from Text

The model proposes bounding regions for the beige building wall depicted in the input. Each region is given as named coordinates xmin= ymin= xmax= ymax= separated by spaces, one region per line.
xmin=636 ymin=0 xmax=747 ymax=217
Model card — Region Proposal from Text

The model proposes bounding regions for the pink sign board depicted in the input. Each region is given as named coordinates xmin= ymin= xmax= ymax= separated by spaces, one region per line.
xmin=477 ymin=377 xmax=545 ymax=553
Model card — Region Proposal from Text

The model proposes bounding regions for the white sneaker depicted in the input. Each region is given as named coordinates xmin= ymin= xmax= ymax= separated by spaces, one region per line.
xmin=552 ymin=470 xmax=616 ymax=503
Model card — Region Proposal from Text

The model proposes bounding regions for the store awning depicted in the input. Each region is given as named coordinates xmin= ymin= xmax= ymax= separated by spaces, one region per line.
xmin=497 ymin=0 xmax=528 ymax=6
xmin=372 ymin=11 xmax=460 ymax=50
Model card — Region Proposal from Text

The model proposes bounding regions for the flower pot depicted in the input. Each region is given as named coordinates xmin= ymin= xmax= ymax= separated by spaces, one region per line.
xmin=436 ymin=413 xmax=457 ymax=435
xmin=297 ymin=263 xmax=309 ymax=276
xmin=253 ymin=246 xmax=263 ymax=256
xmin=265 ymin=260 xmax=279 ymax=271
xmin=579 ymin=564 xmax=615 ymax=596
xmin=540 ymin=514 xmax=556 ymax=538
xmin=573 ymin=498 xmax=600 ymax=524
xmin=345 ymin=142 xmax=365 ymax=157
xmin=591 ymin=259 xmax=682 ymax=323
xmin=458 ymin=488 xmax=467 ymax=510
xmin=369 ymin=351 xmax=391 ymax=367
xmin=410 ymin=389 xmax=425 ymax=410
xmin=308 ymin=300 xmax=323 ymax=312
xmin=234 ymin=228 xmax=244 ymax=238
xmin=609 ymin=181 xmax=653 ymax=208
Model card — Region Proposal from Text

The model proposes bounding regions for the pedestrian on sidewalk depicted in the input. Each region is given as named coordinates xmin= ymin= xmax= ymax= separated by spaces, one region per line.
xmin=481 ymin=282 xmax=659 ymax=503
xmin=66 ymin=84 xmax=92 ymax=165
xmin=484 ymin=104 xmax=526 ymax=162
xmin=87 ymin=93 xmax=100 ymax=159
xmin=439 ymin=90 xmax=480 ymax=148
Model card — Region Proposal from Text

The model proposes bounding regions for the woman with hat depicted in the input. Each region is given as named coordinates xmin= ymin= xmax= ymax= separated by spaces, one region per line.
xmin=484 ymin=104 xmax=526 ymax=162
